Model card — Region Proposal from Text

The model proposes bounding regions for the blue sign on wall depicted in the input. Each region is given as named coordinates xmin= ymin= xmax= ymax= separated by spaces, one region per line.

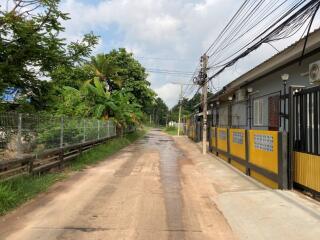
xmin=1 ymin=88 xmax=19 ymax=102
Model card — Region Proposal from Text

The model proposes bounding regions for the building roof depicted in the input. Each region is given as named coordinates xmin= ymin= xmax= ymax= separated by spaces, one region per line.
xmin=207 ymin=28 xmax=320 ymax=103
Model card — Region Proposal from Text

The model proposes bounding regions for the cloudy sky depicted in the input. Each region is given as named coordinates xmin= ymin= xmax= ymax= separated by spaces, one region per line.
xmin=16 ymin=0 xmax=320 ymax=107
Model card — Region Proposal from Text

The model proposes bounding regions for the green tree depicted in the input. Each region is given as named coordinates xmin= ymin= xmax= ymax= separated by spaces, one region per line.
xmin=54 ymin=78 xmax=115 ymax=118
xmin=170 ymin=93 xmax=203 ymax=122
xmin=144 ymin=97 xmax=169 ymax=126
xmin=54 ymin=78 xmax=144 ymax=126
xmin=0 ymin=0 xmax=98 ymax=103
xmin=104 ymin=49 xmax=156 ymax=109
xmin=89 ymin=54 xmax=122 ymax=90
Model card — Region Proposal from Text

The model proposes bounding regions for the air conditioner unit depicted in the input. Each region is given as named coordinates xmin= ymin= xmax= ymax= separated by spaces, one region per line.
xmin=309 ymin=61 xmax=320 ymax=83
xmin=235 ymin=89 xmax=246 ymax=102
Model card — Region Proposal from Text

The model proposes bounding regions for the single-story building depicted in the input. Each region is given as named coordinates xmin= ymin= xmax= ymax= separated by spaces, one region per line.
xmin=188 ymin=28 xmax=320 ymax=198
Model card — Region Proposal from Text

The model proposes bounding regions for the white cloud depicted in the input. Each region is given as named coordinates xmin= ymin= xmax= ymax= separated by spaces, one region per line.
xmin=58 ymin=0 xmax=320 ymax=108
xmin=154 ymin=83 xmax=181 ymax=107
xmin=59 ymin=0 xmax=238 ymax=106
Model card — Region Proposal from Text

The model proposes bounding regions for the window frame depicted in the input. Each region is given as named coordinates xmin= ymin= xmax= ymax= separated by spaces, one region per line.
xmin=253 ymin=98 xmax=264 ymax=126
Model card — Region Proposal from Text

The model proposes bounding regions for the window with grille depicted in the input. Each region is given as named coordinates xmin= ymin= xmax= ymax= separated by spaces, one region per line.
xmin=253 ymin=99 xmax=264 ymax=126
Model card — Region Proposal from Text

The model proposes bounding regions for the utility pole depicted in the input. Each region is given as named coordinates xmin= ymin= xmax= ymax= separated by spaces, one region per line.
xmin=202 ymin=54 xmax=208 ymax=155
xmin=171 ymin=82 xmax=196 ymax=136
xmin=193 ymin=54 xmax=209 ymax=154
xmin=178 ymin=84 xmax=183 ymax=136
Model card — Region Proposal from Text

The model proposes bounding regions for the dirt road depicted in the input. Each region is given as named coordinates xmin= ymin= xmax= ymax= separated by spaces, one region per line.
xmin=0 ymin=130 xmax=235 ymax=240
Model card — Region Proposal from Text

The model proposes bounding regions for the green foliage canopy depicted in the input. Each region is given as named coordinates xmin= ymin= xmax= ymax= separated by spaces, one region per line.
xmin=54 ymin=50 xmax=156 ymax=126
xmin=0 ymin=2 xmax=164 ymax=128
xmin=0 ymin=0 xmax=98 ymax=95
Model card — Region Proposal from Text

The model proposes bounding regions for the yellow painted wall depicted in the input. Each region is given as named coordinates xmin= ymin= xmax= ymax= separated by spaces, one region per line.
xmin=217 ymin=128 xmax=228 ymax=152
xmin=219 ymin=154 xmax=229 ymax=162
xmin=294 ymin=152 xmax=320 ymax=192
xmin=231 ymin=160 xmax=246 ymax=173
xmin=249 ymin=130 xmax=278 ymax=174
xmin=229 ymin=128 xmax=246 ymax=160
xmin=251 ymin=170 xmax=278 ymax=189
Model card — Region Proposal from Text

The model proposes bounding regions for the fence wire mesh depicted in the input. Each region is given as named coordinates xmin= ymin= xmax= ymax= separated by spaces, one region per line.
xmin=0 ymin=113 xmax=117 ymax=161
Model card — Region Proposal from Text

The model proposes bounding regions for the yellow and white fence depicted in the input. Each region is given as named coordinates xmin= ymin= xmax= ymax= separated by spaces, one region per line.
xmin=210 ymin=128 xmax=287 ymax=189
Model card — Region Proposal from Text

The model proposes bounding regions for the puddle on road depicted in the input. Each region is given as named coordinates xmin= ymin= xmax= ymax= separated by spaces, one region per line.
xmin=144 ymin=131 xmax=186 ymax=238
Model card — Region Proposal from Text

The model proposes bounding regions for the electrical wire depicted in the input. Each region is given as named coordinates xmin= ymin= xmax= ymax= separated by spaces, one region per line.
xmin=135 ymin=56 xmax=195 ymax=62
xmin=146 ymin=68 xmax=195 ymax=77
xmin=208 ymin=0 xmax=306 ymax=67
xmin=205 ymin=0 xmax=320 ymax=83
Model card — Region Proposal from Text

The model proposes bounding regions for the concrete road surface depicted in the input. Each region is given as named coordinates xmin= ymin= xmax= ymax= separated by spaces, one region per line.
xmin=0 ymin=130 xmax=235 ymax=240
xmin=1 ymin=129 xmax=320 ymax=240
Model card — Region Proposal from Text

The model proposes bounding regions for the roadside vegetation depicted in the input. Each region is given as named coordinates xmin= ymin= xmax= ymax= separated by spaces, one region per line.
xmin=0 ymin=0 xmax=167 ymax=128
xmin=0 ymin=130 xmax=146 ymax=216
xmin=0 ymin=1 xmax=169 ymax=215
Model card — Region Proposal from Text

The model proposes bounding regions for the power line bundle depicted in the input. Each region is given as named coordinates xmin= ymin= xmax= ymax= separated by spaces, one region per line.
xmin=204 ymin=0 xmax=320 ymax=82
xmin=145 ymin=68 xmax=194 ymax=76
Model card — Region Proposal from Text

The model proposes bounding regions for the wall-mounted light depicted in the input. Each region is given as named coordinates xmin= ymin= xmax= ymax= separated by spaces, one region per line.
xmin=216 ymin=101 xmax=220 ymax=106
xmin=228 ymin=96 xmax=233 ymax=101
xmin=281 ymin=73 xmax=289 ymax=82
xmin=247 ymin=87 xmax=253 ymax=93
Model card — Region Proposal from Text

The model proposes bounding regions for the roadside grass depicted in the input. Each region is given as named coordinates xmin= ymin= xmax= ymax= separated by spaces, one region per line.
xmin=70 ymin=130 xmax=145 ymax=171
xmin=0 ymin=173 xmax=66 ymax=216
xmin=163 ymin=126 xmax=178 ymax=136
xmin=0 ymin=129 xmax=146 ymax=216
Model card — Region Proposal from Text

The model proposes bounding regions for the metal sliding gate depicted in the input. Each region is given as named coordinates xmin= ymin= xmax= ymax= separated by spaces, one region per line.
xmin=292 ymin=85 xmax=320 ymax=197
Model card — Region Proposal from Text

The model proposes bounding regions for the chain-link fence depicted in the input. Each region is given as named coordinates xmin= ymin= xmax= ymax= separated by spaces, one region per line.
xmin=0 ymin=113 xmax=117 ymax=161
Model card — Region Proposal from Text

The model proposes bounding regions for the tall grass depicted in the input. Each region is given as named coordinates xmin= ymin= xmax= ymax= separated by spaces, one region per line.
xmin=0 ymin=173 xmax=65 ymax=215
xmin=0 ymin=130 xmax=146 ymax=216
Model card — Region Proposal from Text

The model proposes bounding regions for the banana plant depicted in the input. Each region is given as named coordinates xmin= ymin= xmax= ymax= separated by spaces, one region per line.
xmin=90 ymin=54 xmax=123 ymax=91
xmin=80 ymin=77 xmax=117 ymax=118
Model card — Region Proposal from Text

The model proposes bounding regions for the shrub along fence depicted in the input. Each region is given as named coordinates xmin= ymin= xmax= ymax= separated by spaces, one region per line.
xmin=0 ymin=113 xmax=134 ymax=180
xmin=209 ymin=127 xmax=288 ymax=189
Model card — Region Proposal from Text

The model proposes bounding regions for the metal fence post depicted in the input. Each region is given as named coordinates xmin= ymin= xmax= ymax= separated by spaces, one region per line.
xmin=97 ymin=120 xmax=100 ymax=140
xmin=278 ymin=131 xmax=288 ymax=189
xmin=17 ymin=113 xmax=22 ymax=154
xmin=60 ymin=117 xmax=64 ymax=148
xmin=107 ymin=121 xmax=110 ymax=138
xmin=245 ymin=130 xmax=250 ymax=176
xmin=59 ymin=116 xmax=64 ymax=168
xmin=83 ymin=119 xmax=86 ymax=142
